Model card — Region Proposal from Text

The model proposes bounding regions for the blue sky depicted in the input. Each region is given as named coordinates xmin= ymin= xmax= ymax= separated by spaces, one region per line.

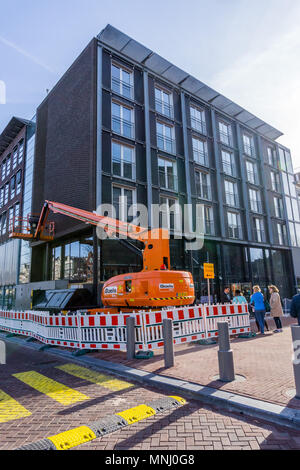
xmin=1 ymin=0 xmax=300 ymax=167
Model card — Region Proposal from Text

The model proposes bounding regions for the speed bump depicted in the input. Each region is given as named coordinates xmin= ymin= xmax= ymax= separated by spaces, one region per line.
xmin=116 ymin=404 xmax=156 ymax=424
xmin=16 ymin=395 xmax=186 ymax=450
xmin=48 ymin=426 xmax=96 ymax=451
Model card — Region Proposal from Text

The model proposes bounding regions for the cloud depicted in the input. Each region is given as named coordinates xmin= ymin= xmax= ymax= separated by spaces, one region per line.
xmin=0 ymin=35 xmax=56 ymax=75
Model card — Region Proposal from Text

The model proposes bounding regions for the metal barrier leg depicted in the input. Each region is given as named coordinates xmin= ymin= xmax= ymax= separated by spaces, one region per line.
xmin=218 ymin=322 xmax=235 ymax=382
xmin=163 ymin=318 xmax=174 ymax=368
xmin=126 ymin=317 xmax=136 ymax=360
xmin=291 ymin=325 xmax=300 ymax=399
xmin=0 ymin=340 xmax=6 ymax=365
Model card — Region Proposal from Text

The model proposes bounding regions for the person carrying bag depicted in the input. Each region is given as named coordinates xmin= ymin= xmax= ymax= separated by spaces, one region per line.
xmin=268 ymin=285 xmax=284 ymax=333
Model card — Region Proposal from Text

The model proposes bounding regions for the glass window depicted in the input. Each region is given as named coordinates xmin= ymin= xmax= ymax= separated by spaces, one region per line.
xmin=6 ymin=155 xmax=11 ymax=176
xmin=246 ymin=160 xmax=258 ymax=185
xmin=243 ymin=133 xmax=255 ymax=157
xmin=267 ymin=147 xmax=275 ymax=166
xmin=12 ymin=147 xmax=18 ymax=169
xmin=1 ymin=212 xmax=7 ymax=235
xmin=221 ymin=149 xmax=235 ymax=176
xmin=289 ymin=222 xmax=297 ymax=247
xmin=278 ymin=148 xmax=286 ymax=172
xmin=227 ymin=211 xmax=241 ymax=239
xmin=195 ymin=171 xmax=211 ymax=200
xmin=158 ymin=157 xmax=177 ymax=191
xmin=1 ymin=160 xmax=6 ymax=181
xmin=192 ymin=137 xmax=208 ymax=166
xmin=190 ymin=106 xmax=206 ymax=135
xmin=250 ymin=248 xmax=266 ymax=284
xmin=18 ymin=140 xmax=24 ymax=164
xmin=249 ymin=188 xmax=262 ymax=213
xmin=270 ymin=171 xmax=280 ymax=192
xmin=289 ymin=175 xmax=297 ymax=198
xmin=159 ymin=196 xmax=181 ymax=233
xmin=285 ymin=150 xmax=293 ymax=174
xmin=112 ymin=141 xmax=135 ymax=180
xmin=16 ymin=170 xmax=22 ymax=195
xmin=113 ymin=185 xmax=136 ymax=222
xmin=204 ymin=206 xmax=214 ymax=235
xmin=219 ymin=121 xmax=232 ymax=146
xmin=51 ymin=246 xmax=61 ymax=280
xmin=4 ymin=182 xmax=9 ymax=204
xmin=282 ymin=172 xmax=290 ymax=195
xmin=156 ymin=121 xmax=175 ymax=154
xmin=111 ymin=63 xmax=133 ymax=99
xmin=253 ymin=217 xmax=265 ymax=242
xmin=0 ymin=187 xmax=3 ymax=208
xmin=274 ymin=196 xmax=283 ymax=218
xmin=10 ymin=175 xmax=16 ymax=199
xmin=155 ymin=88 xmax=173 ymax=119
xmin=225 ymin=180 xmax=238 ymax=206
xmin=292 ymin=198 xmax=300 ymax=222
xmin=112 ymin=101 xmax=134 ymax=139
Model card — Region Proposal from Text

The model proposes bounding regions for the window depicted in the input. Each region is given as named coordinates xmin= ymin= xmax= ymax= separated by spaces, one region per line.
xmin=4 ymin=182 xmax=9 ymax=205
xmin=111 ymin=63 xmax=133 ymax=99
xmin=246 ymin=160 xmax=258 ymax=185
xmin=0 ymin=187 xmax=3 ymax=208
xmin=243 ymin=133 xmax=255 ymax=157
xmin=270 ymin=171 xmax=280 ymax=192
xmin=112 ymin=141 xmax=135 ymax=180
xmin=14 ymin=202 xmax=20 ymax=221
xmin=155 ymin=87 xmax=173 ymax=119
xmin=276 ymin=223 xmax=285 ymax=246
xmin=6 ymin=155 xmax=11 ymax=176
xmin=195 ymin=171 xmax=211 ymax=200
xmin=204 ymin=206 xmax=214 ymax=235
xmin=156 ymin=121 xmax=175 ymax=154
xmin=10 ymin=176 xmax=16 ymax=199
xmin=159 ymin=196 xmax=180 ymax=233
xmin=289 ymin=222 xmax=297 ymax=247
xmin=8 ymin=207 xmax=14 ymax=231
xmin=219 ymin=121 xmax=232 ymax=147
xmin=190 ymin=106 xmax=206 ymax=135
xmin=249 ymin=188 xmax=262 ymax=213
xmin=285 ymin=150 xmax=293 ymax=174
xmin=274 ymin=197 xmax=283 ymax=219
xmin=227 ymin=211 xmax=241 ymax=239
xmin=12 ymin=147 xmax=18 ymax=169
xmin=1 ymin=160 xmax=6 ymax=181
xmin=158 ymin=157 xmax=177 ymax=191
xmin=1 ymin=212 xmax=7 ymax=235
xmin=16 ymin=170 xmax=22 ymax=195
xmin=112 ymin=101 xmax=134 ymax=139
xmin=278 ymin=148 xmax=286 ymax=172
xmin=192 ymin=137 xmax=208 ymax=166
xmin=225 ymin=180 xmax=238 ymax=207
xmin=221 ymin=150 xmax=235 ymax=176
xmin=18 ymin=140 xmax=24 ymax=164
xmin=253 ymin=218 xmax=265 ymax=243
xmin=267 ymin=147 xmax=275 ymax=166
xmin=112 ymin=185 xmax=136 ymax=222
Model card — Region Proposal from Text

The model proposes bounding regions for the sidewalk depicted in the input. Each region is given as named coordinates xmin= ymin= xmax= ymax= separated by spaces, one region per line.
xmin=87 ymin=315 xmax=300 ymax=410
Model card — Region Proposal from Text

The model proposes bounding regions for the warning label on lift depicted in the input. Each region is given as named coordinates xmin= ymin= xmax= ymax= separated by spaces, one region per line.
xmin=104 ymin=286 xmax=118 ymax=295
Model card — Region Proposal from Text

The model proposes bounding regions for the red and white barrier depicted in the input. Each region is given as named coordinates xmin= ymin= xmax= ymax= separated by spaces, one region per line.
xmin=0 ymin=303 xmax=250 ymax=352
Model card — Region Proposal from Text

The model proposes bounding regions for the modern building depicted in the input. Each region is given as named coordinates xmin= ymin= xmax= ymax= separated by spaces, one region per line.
xmin=1 ymin=24 xmax=299 ymax=307
xmin=0 ymin=116 xmax=35 ymax=308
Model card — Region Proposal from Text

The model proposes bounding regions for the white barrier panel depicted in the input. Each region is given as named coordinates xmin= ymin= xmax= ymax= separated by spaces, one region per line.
xmin=0 ymin=303 xmax=251 ymax=352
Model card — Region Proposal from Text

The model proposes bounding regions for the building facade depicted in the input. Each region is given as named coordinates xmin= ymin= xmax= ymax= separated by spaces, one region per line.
xmin=1 ymin=25 xmax=299 ymax=306
xmin=0 ymin=117 xmax=35 ymax=308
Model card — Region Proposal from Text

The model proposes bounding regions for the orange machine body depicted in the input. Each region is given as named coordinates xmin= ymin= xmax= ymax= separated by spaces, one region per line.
xmin=101 ymin=270 xmax=195 ymax=308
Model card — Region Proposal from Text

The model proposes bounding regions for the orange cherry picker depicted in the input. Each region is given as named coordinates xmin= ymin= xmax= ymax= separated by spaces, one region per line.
xmin=10 ymin=200 xmax=195 ymax=312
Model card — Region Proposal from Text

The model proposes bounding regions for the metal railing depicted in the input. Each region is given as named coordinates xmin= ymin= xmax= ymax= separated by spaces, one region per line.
xmin=243 ymin=143 xmax=256 ymax=157
xmin=157 ymin=134 xmax=176 ymax=154
xmin=112 ymin=159 xmax=136 ymax=180
xmin=252 ymin=228 xmax=266 ymax=243
xmin=112 ymin=116 xmax=135 ymax=139
xmin=155 ymin=98 xmax=174 ymax=119
xmin=249 ymin=199 xmax=263 ymax=213
xmin=205 ymin=219 xmax=215 ymax=236
xmin=246 ymin=170 xmax=259 ymax=185
xmin=193 ymin=149 xmax=208 ymax=167
xmin=191 ymin=117 xmax=207 ymax=135
xmin=158 ymin=171 xmax=178 ymax=191
xmin=225 ymin=192 xmax=239 ymax=207
xmin=219 ymin=131 xmax=233 ymax=147
xmin=111 ymin=77 xmax=133 ymax=100
xmin=222 ymin=161 xmax=236 ymax=177
xmin=196 ymin=183 xmax=212 ymax=200
xmin=228 ymin=225 xmax=242 ymax=239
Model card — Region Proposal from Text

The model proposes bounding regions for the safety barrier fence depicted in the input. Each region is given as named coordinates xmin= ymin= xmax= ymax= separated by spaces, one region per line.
xmin=0 ymin=303 xmax=250 ymax=353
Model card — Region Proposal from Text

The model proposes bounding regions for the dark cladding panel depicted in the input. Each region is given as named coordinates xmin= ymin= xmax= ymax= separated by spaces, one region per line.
xmin=135 ymin=105 xmax=145 ymax=142
xmin=102 ymin=175 xmax=112 ymax=205
xmin=33 ymin=39 xmax=97 ymax=236
xmin=102 ymin=90 xmax=112 ymax=129
xmin=102 ymin=132 xmax=111 ymax=173
xmin=151 ymin=148 xmax=158 ymax=186
xmin=102 ymin=49 xmax=111 ymax=89
xmin=136 ymin=143 xmax=146 ymax=183
xmin=134 ymin=68 xmax=144 ymax=104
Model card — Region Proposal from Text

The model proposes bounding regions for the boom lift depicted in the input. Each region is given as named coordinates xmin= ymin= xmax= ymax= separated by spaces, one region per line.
xmin=10 ymin=201 xmax=195 ymax=310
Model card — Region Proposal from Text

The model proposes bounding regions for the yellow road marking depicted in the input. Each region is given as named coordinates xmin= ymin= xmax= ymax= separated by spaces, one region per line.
xmin=13 ymin=371 xmax=90 ymax=405
xmin=0 ymin=389 xmax=31 ymax=423
xmin=56 ymin=363 xmax=133 ymax=392
xmin=48 ymin=426 xmax=96 ymax=450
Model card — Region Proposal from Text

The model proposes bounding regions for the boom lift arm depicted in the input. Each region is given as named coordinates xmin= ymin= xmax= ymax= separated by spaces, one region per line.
xmin=32 ymin=201 xmax=170 ymax=271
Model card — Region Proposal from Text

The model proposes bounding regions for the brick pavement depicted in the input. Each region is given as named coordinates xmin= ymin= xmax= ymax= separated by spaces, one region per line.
xmin=1 ymin=339 xmax=300 ymax=450
xmin=87 ymin=315 xmax=300 ymax=409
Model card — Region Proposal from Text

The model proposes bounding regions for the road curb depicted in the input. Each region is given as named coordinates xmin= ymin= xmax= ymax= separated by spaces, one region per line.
xmin=2 ymin=332 xmax=300 ymax=432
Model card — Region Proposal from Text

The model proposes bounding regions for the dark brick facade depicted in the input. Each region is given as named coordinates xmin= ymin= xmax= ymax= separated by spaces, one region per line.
xmin=33 ymin=39 xmax=98 ymax=238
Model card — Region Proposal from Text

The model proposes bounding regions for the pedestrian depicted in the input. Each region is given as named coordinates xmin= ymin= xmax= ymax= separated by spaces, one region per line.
xmin=268 ymin=285 xmax=284 ymax=333
xmin=250 ymin=285 xmax=266 ymax=335
xmin=232 ymin=289 xmax=247 ymax=304
xmin=290 ymin=292 xmax=300 ymax=326
xmin=221 ymin=286 xmax=231 ymax=304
